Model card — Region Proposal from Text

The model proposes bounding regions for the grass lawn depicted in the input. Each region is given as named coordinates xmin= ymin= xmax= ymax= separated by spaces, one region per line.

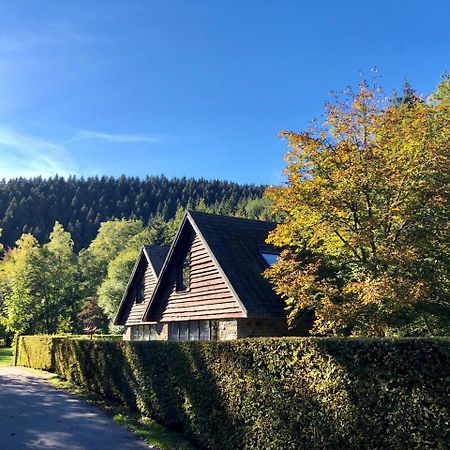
xmin=51 ymin=378 xmax=196 ymax=450
xmin=0 ymin=347 xmax=13 ymax=367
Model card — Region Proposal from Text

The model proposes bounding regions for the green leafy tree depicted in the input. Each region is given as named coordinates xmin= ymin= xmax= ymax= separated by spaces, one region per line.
xmin=79 ymin=219 xmax=145 ymax=297
xmin=98 ymin=248 xmax=140 ymax=324
xmin=1 ymin=234 xmax=43 ymax=334
xmin=97 ymin=223 xmax=165 ymax=325
xmin=239 ymin=196 xmax=274 ymax=221
xmin=40 ymin=222 xmax=81 ymax=333
xmin=163 ymin=206 xmax=185 ymax=243
xmin=265 ymin=80 xmax=450 ymax=336
xmin=1 ymin=223 xmax=81 ymax=335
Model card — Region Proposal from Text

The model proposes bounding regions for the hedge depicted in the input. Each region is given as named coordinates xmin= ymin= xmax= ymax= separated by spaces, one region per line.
xmin=16 ymin=336 xmax=450 ymax=450
xmin=14 ymin=334 xmax=121 ymax=369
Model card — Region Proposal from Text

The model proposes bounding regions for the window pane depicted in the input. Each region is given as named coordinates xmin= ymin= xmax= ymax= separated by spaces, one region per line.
xmin=137 ymin=278 xmax=145 ymax=303
xmin=199 ymin=321 xmax=211 ymax=341
xmin=149 ymin=324 xmax=157 ymax=340
xmin=131 ymin=326 xmax=138 ymax=341
xmin=177 ymin=252 xmax=190 ymax=291
xmin=261 ymin=252 xmax=278 ymax=266
xmin=170 ymin=323 xmax=179 ymax=341
xmin=189 ymin=321 xmax=199 ymax=341
xmin=143 ymin=325 xmax=150 ymax=341
xmin=182 ymin=254 xmax=190 ymax=290
xmin=179 ymin=322 xmax=189 ymax=341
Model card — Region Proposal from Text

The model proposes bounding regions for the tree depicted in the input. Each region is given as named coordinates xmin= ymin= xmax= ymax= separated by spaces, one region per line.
xmin=78 ymin=297 xmax=109 ymax=333
xmin=265 ymin=80 xmax=450 ymax=336
xmin=97 ymin=248 xmax=140 ymax=324
xmin=163 ymin=206 xmax=185 ymax=243
xmin=239 ymin=196 xmax=274 ymax=221
xmin=1 ymin=234 xmax=43 ymax=334
xmin=0 ymin=175 xmax=264 ymax=250
xmin=429 ymin=72 xmax=450 ymax=106
xmin=79 ymin=219 xmax=145 ymax=297
xmin=1 ymin=224 xmax=82 ymax=335
xmin=0 ymin=243 xmax=13 ymax=345
xmin=97 ymin=222 xmax=166 ymax=325
xmin=40 ymin=222 xmax=81 ymax=333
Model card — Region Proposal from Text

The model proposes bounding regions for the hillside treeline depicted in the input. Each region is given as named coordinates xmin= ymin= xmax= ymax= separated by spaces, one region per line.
xmin=0 ymin=186 xmax=272 ymax=344
xmin=0 ymin=175 xmax=265 ymax=250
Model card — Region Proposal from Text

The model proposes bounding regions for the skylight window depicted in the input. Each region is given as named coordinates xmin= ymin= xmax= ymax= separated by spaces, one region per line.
xmin=261 ymin=252 xmax=278 ymax=266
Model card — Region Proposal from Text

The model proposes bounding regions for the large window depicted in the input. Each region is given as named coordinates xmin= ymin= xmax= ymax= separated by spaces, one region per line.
xmin=169 ymin=320 xmax=218 ymax=341
xmin=130 ymin=324 xmax=157 ymax=341
xmin=176 ymin=251 xmax=190 ymax=291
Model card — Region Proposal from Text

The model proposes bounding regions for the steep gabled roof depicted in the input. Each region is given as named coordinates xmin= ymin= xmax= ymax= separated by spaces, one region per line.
xmin=114 ymin=244 xmax=169 ymax=325
xmin=142 ymin=211 xmax=285 ymax=321
xmin=143 ymin=245 xmax=169 ymax=276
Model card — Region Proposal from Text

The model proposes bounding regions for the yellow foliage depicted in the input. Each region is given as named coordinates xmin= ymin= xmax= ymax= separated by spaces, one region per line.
xmin=265 ymin=80 xmax=450 ymax=336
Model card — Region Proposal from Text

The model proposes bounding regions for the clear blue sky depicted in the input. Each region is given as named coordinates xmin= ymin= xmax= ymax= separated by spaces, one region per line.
xmin=0 ymin=1 xmax=448 ymax=185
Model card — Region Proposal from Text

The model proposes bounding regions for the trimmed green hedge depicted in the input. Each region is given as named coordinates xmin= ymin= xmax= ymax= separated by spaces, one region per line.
xmin=17 ymin=336 xmax=450 ymax=449
xmin=15 ymin=335 xmax=60 ymax=370
xmin=15 ymin=334 xmax=121 ymax=369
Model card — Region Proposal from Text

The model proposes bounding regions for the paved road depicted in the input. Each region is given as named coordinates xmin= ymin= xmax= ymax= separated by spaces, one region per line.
xmin=0 ymin=366 xmax=152 ymax=450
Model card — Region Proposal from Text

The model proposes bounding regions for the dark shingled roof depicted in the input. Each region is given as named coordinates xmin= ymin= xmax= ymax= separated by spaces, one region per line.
xmin=188 ymin=211 xmax=284 ymax=318
xmin=144 ymin=245 xmax=170 ymax=275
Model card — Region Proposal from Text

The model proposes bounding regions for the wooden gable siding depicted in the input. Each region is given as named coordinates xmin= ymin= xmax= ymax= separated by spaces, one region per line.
xmin=124 ymin=261 xmax=158 ymax=326
xmin=154 ymin=233 xmax=245 ymax=322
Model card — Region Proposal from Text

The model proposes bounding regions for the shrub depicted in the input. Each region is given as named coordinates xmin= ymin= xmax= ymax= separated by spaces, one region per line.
xmin=15 ymin=335 xmax=61 ymax=370
xmin=17 ymin=336 xmax=450 ymax=450
xmin=15 ymin=334 xmax=122 ymax=370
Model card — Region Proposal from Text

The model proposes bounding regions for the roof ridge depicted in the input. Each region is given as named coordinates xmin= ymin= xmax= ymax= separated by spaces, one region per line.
xmin=187 ymin=209 xmax=277 ymax=226
xmin=144 ymin=244 xmax=170 ymax=249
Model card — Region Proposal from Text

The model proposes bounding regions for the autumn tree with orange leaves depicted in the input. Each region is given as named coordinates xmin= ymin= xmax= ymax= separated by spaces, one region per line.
xmin=265 ymin=78 xmax=449 ymax=336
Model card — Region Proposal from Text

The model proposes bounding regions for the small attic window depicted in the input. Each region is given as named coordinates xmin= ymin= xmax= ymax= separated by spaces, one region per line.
xmin=136 ymin=278 xmax=145 ymax=303
xmin=176 ymin=251 xmax=190 ymax=291
xmin=261 ymin=252 xmax=278 ymax=266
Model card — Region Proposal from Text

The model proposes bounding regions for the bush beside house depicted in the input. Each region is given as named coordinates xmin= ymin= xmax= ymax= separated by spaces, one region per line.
xmin=15 ymin=335 xmax=450 ymax=450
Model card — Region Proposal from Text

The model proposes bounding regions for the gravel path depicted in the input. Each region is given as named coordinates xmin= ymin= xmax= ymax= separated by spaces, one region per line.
xmin=0 ymin=366 xmax=152 ymax=450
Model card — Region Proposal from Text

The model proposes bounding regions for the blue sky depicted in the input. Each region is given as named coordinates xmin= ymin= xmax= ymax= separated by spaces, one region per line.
xmin=0 ymin=1 xmax=448 ymax=185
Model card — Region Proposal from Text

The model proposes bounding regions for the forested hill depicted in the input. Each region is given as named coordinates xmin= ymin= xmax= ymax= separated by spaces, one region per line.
xmin=0 ymin=175 xmax=264 ymax=250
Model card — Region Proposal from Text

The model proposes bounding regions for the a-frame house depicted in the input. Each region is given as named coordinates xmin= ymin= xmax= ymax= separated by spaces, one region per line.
xmin=114 ymin=244 xmax=169 ymax=340
xmin=118 ymin=210 xmax=289 ymax=341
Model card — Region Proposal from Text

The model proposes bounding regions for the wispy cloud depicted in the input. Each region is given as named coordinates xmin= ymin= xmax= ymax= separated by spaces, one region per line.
xmin=0 ymin=33 xmax=56 ymax=54
xmin=0 ymin=26 xmax=99 ymax=54
xmin=73 ymin=130 xmax=160 ymax=144
xmin=0 ymin=127 xmax=77 ymax=179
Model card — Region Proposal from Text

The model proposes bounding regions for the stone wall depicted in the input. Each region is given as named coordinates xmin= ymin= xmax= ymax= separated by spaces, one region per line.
xmin=217 ymin=319 xmax=238 ymax=340
xmin=123 ymin=326 xmax=132 ymax=341
xmin=156 ymin=322 xmax=169 ymax=340
xmin=236 ymin=318 xmax=288 ymax=338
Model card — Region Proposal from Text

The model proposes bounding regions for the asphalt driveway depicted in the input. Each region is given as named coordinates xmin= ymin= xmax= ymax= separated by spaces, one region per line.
xmin=0 ymin=366 xmax=152 ymax=450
